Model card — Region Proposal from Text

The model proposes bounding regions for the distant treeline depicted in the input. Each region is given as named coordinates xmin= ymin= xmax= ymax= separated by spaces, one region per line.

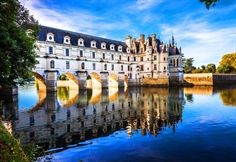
xmin=183 ymin=52 xmax=236 ymax=74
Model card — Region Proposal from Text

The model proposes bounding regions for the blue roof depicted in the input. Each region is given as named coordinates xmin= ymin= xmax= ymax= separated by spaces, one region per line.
xmin=38 ymin=26 xmax=128 ymax=52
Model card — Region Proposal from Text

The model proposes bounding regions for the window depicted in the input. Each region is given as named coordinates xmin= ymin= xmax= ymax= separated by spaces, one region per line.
xmin=141 ymin=65 xmax=144 ymax=71
xmin=164 ymin=57 xmax=166 ymax=61
xmin=121 ymin=65 xmax=123 ymax=71
xmin=140 ymin=57 xmax=143 ymax=61
xmin=49 ymin=46 xmax=53 ymax=54
xmin=64 ymin=36 xmax=70 ymax=44
xmin=47 ymin=33 xmax=54 ymax=41
xmin=147 ymin=58 xmax=149 ymax=61
xmin=80 ymin=50 xmax=83 ymax=57
xmin=154 ymin=64 xmax=157 ymax=70
xmin=133 ymin=57 xmax=136 ymax=61
xmin=147 ymin=67 xmax=149 ymax=70
xmin=93 ymin=63 xmax=96 ymax=70
xmin=177 ymin=59 xmax=179 ymax=66
xmin=66 ymin=61 xmax=70 ymax=69
xmin=128 ymin=56 xmax=130 ymax=62
xmin=50 ymin=60 xmax=54 ymax=68
xmin=102 ymin=53 xmax=105 ymax=59
xmin=119 ymin=55 xmax=121 ymax=61
xmin=128 ymin=66 xmax=130 ymax=71
xmin=111 ymin=54 xmax=114 ymax=60
xmin=104 ymin=64 xmax=107 ymax=70
xmin=112 ymin=64 xmax=114 ymax=70
xmin=118 ymin=45 xmax=122 ymax=52
xmin=92 ymin=52 xmax=95 ymax=58
xmin=91 ymin=40 xmax=96 ymax=48
xmin=101 ymin=42 xmax=106 ymax=49
xmin=78 ymin=38 xmax=84 ymax=46
xmin=110 ymin=44 xmax=115 ymax=50
xmin=154 ymin=55 xmax=157 ymax=60
xmin=81 ymin=62 xmax=85 ymax=69
xmin=65 ymin=48 xmax=69 ymax=56
xmin=164 ymin=66 xmax=166 ymax=70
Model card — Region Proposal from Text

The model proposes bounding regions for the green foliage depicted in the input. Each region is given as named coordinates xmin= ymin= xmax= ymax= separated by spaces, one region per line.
xmin=183 ymin=58 xmax=195 ymax=73
xmin=205 ymin=63 xmax=216 ymax=73
xmin=59 ymin=74 xmax=69 ymax=80
xmin=217 ymin=52 xmax=236 ymax=73
xmin=0 ymin=123 xmax=30 ymax=162
xmin=0 ymin=0 xmax=39 ymax=87
xmin=200 ymin=0 xmax=219 ymax=9
xmin=87 ymin=75 xmax=92 ymax=80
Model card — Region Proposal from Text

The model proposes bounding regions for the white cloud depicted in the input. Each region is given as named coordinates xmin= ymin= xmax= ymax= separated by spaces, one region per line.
xmin=159 ymin=18 xmax=236 ymax=67
xmin=21 ymin=0 xmax=131 ymax=36
xmin=135 ymin=0 xmax=164 ymax=10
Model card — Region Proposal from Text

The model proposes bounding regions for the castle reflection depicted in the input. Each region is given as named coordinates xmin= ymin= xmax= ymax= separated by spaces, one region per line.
xmin=12 ymin=86 xmax=184 ymax=152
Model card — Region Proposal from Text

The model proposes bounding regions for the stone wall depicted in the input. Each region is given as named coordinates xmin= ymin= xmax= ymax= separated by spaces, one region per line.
xmin=184 ymin=73 xmax=236 ymax=85
xmin=141 ymin=77 xmax=169 ymax=87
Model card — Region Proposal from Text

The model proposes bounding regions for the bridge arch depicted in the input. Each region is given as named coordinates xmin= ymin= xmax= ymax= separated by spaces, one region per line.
xmin=57 ymin=72 xmax=79 ymax=89
xmin=86 ymin=72 xmax=102 ymax=89
xmin=30 ymin=72 xmax=46 ymax=92
xmin=109 ymin=73 xmax=118 ymax=88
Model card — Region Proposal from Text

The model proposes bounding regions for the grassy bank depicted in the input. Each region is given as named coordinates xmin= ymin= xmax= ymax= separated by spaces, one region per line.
xmin=0 ymin=122 xmax=30 ymax=162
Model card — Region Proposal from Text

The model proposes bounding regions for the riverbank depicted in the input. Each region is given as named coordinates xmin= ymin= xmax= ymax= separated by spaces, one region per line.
xmin=0 ymin=122 xmax=30 ymax=162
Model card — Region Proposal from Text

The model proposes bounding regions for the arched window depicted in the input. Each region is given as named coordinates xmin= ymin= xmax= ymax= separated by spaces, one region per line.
xmin=104 ymin=64 xmax=107 ymax=70
xmin=81 ymin=62 xmax=85 ymax=69
xmin=50 ymin=60 xmax=54 ymax=68
xmin=121 ymin=65 xmax=123 ymax=71
xmin=128 ymin=56 xmax=130 ymax=62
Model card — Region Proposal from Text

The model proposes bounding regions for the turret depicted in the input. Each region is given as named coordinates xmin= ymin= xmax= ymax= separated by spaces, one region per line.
xmin=152 ymin=34 xmax=156 ymax=49
xmin=172 ymin=36 xmax=175 ymax=47
xmin=126 ymin=35 xmax=132 ymax=48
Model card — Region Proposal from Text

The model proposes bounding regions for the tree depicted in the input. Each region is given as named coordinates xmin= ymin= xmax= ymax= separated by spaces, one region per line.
xmin=217 ymin=52 xmax=236 ymax=73
xmin=205 ymin=63 xmax=216 ymax=73
xmin=200 ymin=0 xmax=219 ymax=9
xmin=183 ymin=58 xmax=195 ymax=73
xmin=0 ymin=0 xmax=39 ymax=87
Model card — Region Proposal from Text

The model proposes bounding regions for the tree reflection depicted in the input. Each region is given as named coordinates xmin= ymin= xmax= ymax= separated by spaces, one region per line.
xmin=220 ymin=89 xmax=236 ymax=106
xmin=57 ymin=87 xmax=69 ymax=101
xmin=185 ymin=94 xmax=193 ymax=103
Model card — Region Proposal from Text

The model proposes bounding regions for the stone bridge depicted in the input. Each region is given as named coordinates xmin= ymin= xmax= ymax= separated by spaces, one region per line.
xmin=31 ymin=68 xmax=128 ymax=92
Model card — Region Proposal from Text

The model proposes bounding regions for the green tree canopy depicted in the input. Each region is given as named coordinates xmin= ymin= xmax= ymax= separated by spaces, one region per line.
xmin=200 ymin=0 xmax=219 ymax=9
xmin=183 ymin=58 xmax=195 ymax=73
xmin=205 ymin=63 xmax=216 ymax=73
xmin=0 ymin=0 xmax=39 ymax=87
xmin=217 ymin=52 xmax=236 ymax=73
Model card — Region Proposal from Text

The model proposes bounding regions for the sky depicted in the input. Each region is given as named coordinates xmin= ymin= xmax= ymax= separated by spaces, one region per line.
xmin=19 ymin=0 xmax=236 ymax=67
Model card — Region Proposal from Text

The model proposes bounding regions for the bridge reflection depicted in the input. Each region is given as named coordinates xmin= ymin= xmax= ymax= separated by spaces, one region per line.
xmin=9 ymin=86 xmax=183 ymax=152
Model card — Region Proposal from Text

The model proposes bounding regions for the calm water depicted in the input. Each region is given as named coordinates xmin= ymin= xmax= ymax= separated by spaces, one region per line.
xmin=2 ymin=84 xmax=236 ymax=162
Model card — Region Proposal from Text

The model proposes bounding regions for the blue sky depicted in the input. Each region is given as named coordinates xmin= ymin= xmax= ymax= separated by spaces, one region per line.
xmin=19 ymin=0 xmax=236 ymax=67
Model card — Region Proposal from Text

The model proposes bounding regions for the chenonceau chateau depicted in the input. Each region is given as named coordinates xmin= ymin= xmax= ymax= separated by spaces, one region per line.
xmin=28 ymin=26 xmax=184 ymax=91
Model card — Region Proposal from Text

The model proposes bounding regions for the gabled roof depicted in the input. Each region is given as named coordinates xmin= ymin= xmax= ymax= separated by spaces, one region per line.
xmin=38 ymin=26 xmax=128 ymax=52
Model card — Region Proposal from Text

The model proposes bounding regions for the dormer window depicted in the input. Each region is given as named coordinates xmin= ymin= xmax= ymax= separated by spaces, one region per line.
xmin=118 ymin=45 xmax=122 ymax=52
xmin=126 ymin=47 xmax=130 ymax=53
xmin=47 ymin=33 xmax=54 ymax=42
xmin=110 ymin=44 xmax=115 ymax=51
xmin=78 ymin=38 xmax=84 ymax=46
xmin=64 ymin=36 xmax=70 ymax=44
xmin=91 ymin=40 xmax=96 ymax=48
xmin=101 ymin=42 xmax=106 ymax=49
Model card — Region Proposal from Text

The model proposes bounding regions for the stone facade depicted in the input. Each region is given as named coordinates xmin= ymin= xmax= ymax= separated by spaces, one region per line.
xmin=29 ymin=26 xmax=184 ymax=91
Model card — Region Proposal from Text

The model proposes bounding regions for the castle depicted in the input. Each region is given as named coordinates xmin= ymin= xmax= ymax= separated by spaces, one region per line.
xmin=31 ymin=26 xmax=183 ymax=91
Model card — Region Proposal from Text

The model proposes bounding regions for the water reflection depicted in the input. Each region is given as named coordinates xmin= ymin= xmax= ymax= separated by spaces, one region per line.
xmin=6 ymin=86 xmax=183 ymax=152
xmin=1 ymin=84 xmax=236 ymax=160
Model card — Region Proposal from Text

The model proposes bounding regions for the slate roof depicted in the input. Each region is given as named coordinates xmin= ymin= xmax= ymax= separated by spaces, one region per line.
xmin=38 ymin=26 xmax=128 ymax=52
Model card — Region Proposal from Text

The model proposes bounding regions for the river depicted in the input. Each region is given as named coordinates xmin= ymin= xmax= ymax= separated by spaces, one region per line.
xmin=1 ymin=84 xmax=236 ymax=162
